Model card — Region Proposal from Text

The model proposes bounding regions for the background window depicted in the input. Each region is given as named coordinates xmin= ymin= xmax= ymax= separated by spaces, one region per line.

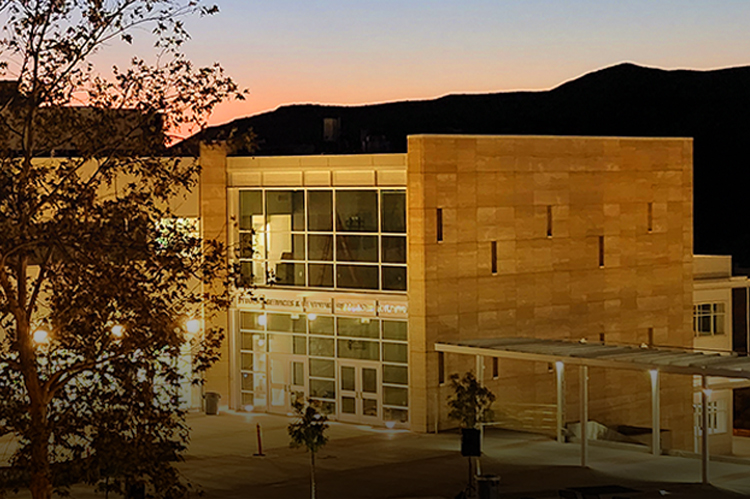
xmin=694 ymin=303 xmax=726 ymax=336
xmin=336 ymin=190 xmax=378 ymax=232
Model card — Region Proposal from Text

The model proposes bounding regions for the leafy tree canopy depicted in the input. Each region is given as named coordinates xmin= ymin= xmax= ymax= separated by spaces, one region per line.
xmin=0 ymin=1 xmax=245 ymax=498
xmin=447 ymin=372 xmax=496 ymax=429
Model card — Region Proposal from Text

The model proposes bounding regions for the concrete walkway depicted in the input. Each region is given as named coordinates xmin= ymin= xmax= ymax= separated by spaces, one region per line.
xmin=5 ymin=411 xmax=750 ymax=498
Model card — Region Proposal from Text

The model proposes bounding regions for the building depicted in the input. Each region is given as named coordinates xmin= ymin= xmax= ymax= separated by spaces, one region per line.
xmin=197 ymin=134 xmax=702 ymax=451
xmin=692 ymin=255 xmax=750 ymax=454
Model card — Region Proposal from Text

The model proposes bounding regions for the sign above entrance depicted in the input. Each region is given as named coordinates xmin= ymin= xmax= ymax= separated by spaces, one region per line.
xmin=378 ymin=300 xmax=408 ymax=318
xmin=335 ymin=298 xmax=377 ymax=317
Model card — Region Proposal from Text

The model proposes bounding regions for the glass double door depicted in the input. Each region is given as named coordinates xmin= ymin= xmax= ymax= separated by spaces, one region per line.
xmin=268 ymin=354 xmax=307 ymax=415
xmin=338 ymin=361 xmax=381 ymax=424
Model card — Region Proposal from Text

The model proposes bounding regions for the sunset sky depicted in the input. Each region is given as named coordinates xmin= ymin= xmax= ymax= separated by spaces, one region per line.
xmin=101 ymin=0 xmax=750 ymax=135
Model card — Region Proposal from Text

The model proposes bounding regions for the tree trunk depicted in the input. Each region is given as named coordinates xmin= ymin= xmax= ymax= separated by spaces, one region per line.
xmin=28 ymin=406 xmax=52 ymax=499
xmin=310 ymin=450 xmax=316 ymax=499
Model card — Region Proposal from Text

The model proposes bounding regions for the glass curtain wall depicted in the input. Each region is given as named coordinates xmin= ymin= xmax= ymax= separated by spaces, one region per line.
xmin=238 ymin=189 xmax=407 ymax=292
xmin=239 ymin=311 xmax=409 ymax=423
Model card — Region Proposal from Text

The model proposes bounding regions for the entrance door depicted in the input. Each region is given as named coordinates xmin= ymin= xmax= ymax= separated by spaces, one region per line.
xmin=269 ymin=355 xmax=307 ymax=415
xmin=338 ymin=361 xmax=381 ymax=424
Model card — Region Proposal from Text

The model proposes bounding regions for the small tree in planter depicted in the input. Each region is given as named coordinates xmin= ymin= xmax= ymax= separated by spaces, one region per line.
xmin=288 ymin=399 xmax=330 ymax=499
xmin=447 ymin=372 xmax=496 ymax=497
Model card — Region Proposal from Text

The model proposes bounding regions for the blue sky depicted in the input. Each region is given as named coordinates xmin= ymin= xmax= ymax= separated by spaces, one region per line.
xmin=100 ymin=0 xmax=750 ymax=128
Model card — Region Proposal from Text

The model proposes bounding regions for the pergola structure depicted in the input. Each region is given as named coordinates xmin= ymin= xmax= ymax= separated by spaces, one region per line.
xmin=435 ymin=337 xmax=750 ymax=484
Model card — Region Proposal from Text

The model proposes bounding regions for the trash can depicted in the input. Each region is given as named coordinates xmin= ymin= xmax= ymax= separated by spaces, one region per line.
xmin=477 ymin=474 xmax=500 ymax=499
xmin=204 ymin=392 xmax=221 ymax=415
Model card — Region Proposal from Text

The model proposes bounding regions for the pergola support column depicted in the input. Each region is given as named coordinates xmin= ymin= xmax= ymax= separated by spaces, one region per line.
xmin=580 ymin=365 xmax=588 ymax=467
xmin=650 ymin=370 xmax=660 ymax=456
xmin=702 ymin=375 xmax=710 ymax=485
xmin=556 ymin=361 xmax=565 ymax=443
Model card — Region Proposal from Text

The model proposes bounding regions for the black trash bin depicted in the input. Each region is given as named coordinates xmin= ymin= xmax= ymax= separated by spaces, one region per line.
xmin=477 ymin=474 xmax=500 ymax=499
xmin=204 ymin=392 xmax=221 ymax=415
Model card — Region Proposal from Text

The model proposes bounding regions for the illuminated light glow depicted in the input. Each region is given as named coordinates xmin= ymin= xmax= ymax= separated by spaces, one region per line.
xmin=244 ymin=405 xmax=255 ymax=412
xmin=385 ymin=421 xmax=396 ymax=429
xmin=703 ymin=388 xmax=713 ymax=397
xmin=290 ymin=313 xmax=300 ymax=320
xmin=186 ymin=319 xmax=201 ymax=334
xmin=33 ymin=329 xmax=49 ymax=344
xmin=360 ymin=317 xmax=371 ymax=324
xmin=258 ymin=338 xmax=266 ymax=347
xmin=111 ymin=325 xmax=124 ymax=338
xmin=649 ymin=369 xmax=659 ymax=381
xmin=555 ymin=361 xmax=564 ymax=372
xmin=307 ymin=313 xmax=317 ymax=321
xmin=258 ymin=314 xmax=267 ymax=327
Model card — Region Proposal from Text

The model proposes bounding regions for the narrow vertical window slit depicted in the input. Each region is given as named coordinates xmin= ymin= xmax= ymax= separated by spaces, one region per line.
xmin=598 ymin=236 xmax=604 ymax=267
xmin=438 ymin=351 xmax=445 ymax=384
xmin=547 ymin=205 xmax=553 ymax=238
xmin=491 ymin=241 xmax=498 ymax=274
xmin=437 ymin=208 xmax=443 ymax=243
xmin=647 ymin=202 xmax=653 ymax=233
xmin=492 ymin=357 xmax=499 ymax=378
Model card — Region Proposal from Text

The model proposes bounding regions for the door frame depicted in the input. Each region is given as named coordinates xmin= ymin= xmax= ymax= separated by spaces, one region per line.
xmin=337 ymin=359 xmax=382 ymax=425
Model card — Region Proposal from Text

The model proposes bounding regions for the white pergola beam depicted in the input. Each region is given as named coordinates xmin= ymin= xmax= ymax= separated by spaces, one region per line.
xmin=650 ymin=370 xmax=660 ymax=456
xmin=556 ymin=361 xmax=565 ymax=444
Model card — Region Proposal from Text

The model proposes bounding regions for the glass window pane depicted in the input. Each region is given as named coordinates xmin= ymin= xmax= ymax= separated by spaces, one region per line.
xmin=337 ymin=235 xmax=378 ymax=262
xmin=308 ymin=191 xmax=333 ymax=231
xmin=240 ymin=261 xmax=264 ymax=287
xmin=383 ymin=343 xmax=408 ymax=363
xmin=383 ymin=386 xmax=408 ymax=407
xmin=342 ymin=397 xmax=356 ymax=414
xmin=381 ymin=190 xmax=406 ymax=233
xmin=269 ymin=262 xmax=306 ymax=286
xmin=242 ymin=392 xmax=255 ymax=407
xmin=384 ymin=407 xmax=408 ymax=423
xmin=382 ymin=236 xmax=406 ymax=263
xmin=241 ymin=353 xmax=254 ymax=370
xmin=362 ymin=368 xmax=377 ymax=393
xmin=310 ymin=379 xmax=335 ymax=399
xmin=363 ymin=398 xmax=378 ymax=417
xmin=336 ymin=190 xmax=378 ymax=232
xmin=337 ymin=339 xmax=379 ymax=360
xmin=341 ymin=366 xmax=355 ymax=391
xmin=310 ymin=337 xmax=335 ymax=357
xmin=698 ymin=316 xmax=712 ymax=335
xmin=268 ymin=334 xmax=293 ymax=353
xmin=267 ymin=190 xmax=305 ymax=232
xmin=382 ymin=266 xmax=407 ymax=291
xmin=715 ymin=315 xmax=725 ymax=334
xmin=337 ymin=317 xmax=380 ymax=338
xmin=336 ymin=265 xmax=379 ymax=290
xmin=241 ymin=333 xmax=255 ymax=350
xmin=319 ymin=401 xmax=335 ymax=414
xmin=292 ymin=361 xmax=304 ymax=386
xmin=267 ymin=313 xmax=306 ymax=333
xmin=293 ymin=335 xmax=307 ymax=355
xmin=241 ymin=372 xmax=254 ymax=391
xmin=267 ymin=233 xmax=305 ymax=261
xmin=308 ymin=235 xmax=334 ymax=261
xmin=383 ymin=321 xmax=407 ymax=341
xmin=240 ymin=191 xmax=263 ymax=231
xmin=309 ymin=316 xmax=334 ymax=335
xmin=240 ymin=232 xmax=264 ymax=259
xmin=716 ymin=303 xmax=726 ymax=313
xmin=310 ymin=359 xmax=335 ymax=378
xmin=383 ymin=365 xmax=408 ymax=385
xmin=241 ymin=312 xmax=266 ymax=331
xmin=308 ymin=264 xmax=334 ymax=288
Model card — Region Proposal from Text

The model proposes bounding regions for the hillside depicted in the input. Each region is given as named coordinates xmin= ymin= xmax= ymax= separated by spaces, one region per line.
xmin=177 ymin=63 xmax=750 ymax=268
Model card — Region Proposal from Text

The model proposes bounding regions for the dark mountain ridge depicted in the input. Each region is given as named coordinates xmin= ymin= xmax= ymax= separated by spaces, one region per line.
xmin=178 ymin=62 xmax=750 ymax=268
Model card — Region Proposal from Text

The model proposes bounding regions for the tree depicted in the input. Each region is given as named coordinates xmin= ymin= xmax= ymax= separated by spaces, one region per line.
xmin=0 ymin=1 xmax=245 ymax=498
xmin=447 ymin=371 xmax=496 ymax=430
xmin=287 ymin=399 xmax=330 ymax=499
xmin=447 ymin=372 xmax=496 ymax=499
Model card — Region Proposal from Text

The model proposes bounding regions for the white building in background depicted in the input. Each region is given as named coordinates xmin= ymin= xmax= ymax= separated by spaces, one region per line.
xmin=692 ymin=255 xmax=750 ymax=454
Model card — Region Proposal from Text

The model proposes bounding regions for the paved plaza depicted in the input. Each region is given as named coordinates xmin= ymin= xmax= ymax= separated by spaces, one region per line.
xmin=4 ymin=410 xmax=750 ymax=498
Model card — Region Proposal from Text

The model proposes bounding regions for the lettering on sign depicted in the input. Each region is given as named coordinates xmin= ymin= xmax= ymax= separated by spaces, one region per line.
xmin=378 ymin=301 xmax=409 ymax=317
xmin=334 ymin=299 xmax=377 ymax=316
xmin=264 ymin=297 xmax=303 ymax=311
xmin=305 ymin=299 xmax=333 ymax=314
xmin=237 ymin=294 xmax=263 ymax=308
